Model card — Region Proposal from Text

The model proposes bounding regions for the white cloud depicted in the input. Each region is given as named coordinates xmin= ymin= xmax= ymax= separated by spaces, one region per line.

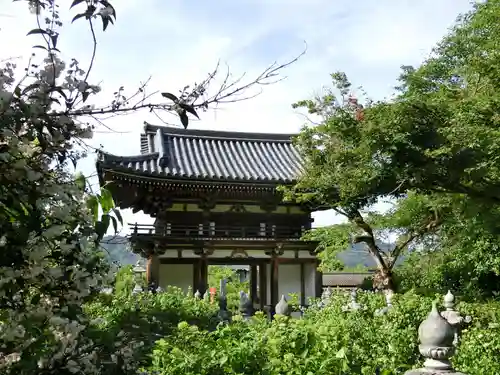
xmin=1 ymin=0 xmax=474 ymax=233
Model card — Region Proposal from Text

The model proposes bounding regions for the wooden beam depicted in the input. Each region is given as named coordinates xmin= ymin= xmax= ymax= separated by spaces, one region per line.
xmin=258 ymin=261 xmax=268 ymax=310
xmin=250 ymin=265 xmax=258 ymax=305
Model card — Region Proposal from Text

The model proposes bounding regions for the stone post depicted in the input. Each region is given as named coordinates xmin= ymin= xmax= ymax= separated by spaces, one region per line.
xmin=239 ymin=291 xmax=254 ymax=320
xmin=217 ymin=278 xmax=231 ymax=323
xmin=440 ymin=290 xmax=471 ymax=346
xmin=275 ymin=295 xmax=291 ymax=317
xmin=404 ymin=302 xmax=467 ymax=375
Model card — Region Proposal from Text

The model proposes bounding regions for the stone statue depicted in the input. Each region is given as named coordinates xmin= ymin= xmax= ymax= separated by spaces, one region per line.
xmin=405 ymin=302 xmax=467 ymax=375
xmin=343 ymin=288 xmax=362 ymax=312
xmin=239 ymin=291 xmax=254 ymax=320
xmin=440 ymin=290 xmax=472 ymax=346
xmin=275 ymin=295 xmax=291 ymax=316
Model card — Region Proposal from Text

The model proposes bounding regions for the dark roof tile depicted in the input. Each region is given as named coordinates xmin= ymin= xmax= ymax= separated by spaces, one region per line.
xmin=98 ymin=123 xmax=303 ymax=184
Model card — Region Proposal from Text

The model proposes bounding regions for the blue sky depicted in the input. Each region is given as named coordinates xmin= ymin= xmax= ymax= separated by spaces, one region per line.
xmin=1 ymin=0 xmax=474 ymax=234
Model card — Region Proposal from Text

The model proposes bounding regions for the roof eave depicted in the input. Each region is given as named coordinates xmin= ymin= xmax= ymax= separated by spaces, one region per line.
xmin=97 ymin=165 xmax=297 ymax=187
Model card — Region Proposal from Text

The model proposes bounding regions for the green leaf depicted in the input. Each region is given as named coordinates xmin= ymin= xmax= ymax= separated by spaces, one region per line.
xmin=99 ymin=187 xmax=115 ymax=214
xmin=32 ymin=45 xmax=48 ymax=51
xmin=70 ymin=0 xmax=86 ymax=8
xmin=86 ymin=195 xmax=99 ymax=224
xmin=50 ymin=33 xmax=58 ymax=49
xmin=161 ymin=92 xmax=179 ymax=102
xmin=82 ymin=91 xmax=90 ymax=103
xmin=75 ymin=172 xmax=86 ymax=191
xmin=72 ymin=13 xmax=86 ymax=23
xmin=95 ymin=214 xmax=111 ymax=241
xmin=26 ymin=28 xmax=50 ymax=36
xmin=179 ymin=109 xmax=189 ymax=129
xmin=179 ymin=103 xmax=199 ymax=119
xmin=102 ymin=16 xmax=110 ymax=31
xmin=335 ymin=347 xmax=346 ymax=359
xmin=110 ymin=215 xmax=118 ymax=234
xmin=113 ymin=208 xmax=123 ymax=226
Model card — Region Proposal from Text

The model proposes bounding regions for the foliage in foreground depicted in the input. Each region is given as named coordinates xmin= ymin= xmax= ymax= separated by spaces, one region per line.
xmin=143 ymin=290 xmax=500 ymax=375
xmin=0 ymin=0 xmax=298 ymax=372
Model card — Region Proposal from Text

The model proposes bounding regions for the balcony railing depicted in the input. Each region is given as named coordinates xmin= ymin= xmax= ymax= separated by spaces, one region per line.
xmin=129 ymin=223 xmax=306 ymax=241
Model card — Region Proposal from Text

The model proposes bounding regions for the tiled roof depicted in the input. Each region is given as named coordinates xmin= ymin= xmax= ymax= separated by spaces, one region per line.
xmin=97 ymin=123 xmax=304 ymax=184
xmin=322 ymin=272 xmax=373 ymax=287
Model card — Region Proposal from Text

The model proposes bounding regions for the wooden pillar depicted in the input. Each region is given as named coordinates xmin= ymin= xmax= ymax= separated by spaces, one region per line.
xmin=146 ymin=254 xmax=160 ymax=289
xmin=270 ymin=255 xmax=279 ymax=309
xmin=250 ymin=264 xmax=258 ymax=304
xmin=196 ymin=256 xmax=208 ymax=295
xmin=258 ymin=261 xmax=267 ymax=310
xmin=315 ymin=259 xmax=323 ymax=298
xmin=300 ymin=262 xmax=306 ymax=306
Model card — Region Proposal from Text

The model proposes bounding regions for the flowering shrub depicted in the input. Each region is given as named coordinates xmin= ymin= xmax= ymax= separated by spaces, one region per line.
xmin=0 ymin=0 xmax=298 ymax=373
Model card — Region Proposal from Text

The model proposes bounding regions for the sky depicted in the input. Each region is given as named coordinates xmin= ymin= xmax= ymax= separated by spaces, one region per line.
xmin=1 ymin=0 xmax=474 ymax=235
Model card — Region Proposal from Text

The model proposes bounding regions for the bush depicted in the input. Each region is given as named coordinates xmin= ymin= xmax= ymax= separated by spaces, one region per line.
xmin=83 ymin=287 xmax=219 ymax=374
xmin=145 ymin=290 xmax=500 ymax=375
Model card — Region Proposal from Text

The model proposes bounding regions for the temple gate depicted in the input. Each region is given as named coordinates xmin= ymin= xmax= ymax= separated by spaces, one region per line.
xmin=96 ymin=123 xmax=322 ymax=311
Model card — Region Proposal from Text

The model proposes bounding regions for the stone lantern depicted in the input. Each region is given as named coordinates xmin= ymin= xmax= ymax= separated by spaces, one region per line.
xmin=132 ymin=260 xmax=146 ymax=294
xmin=405 ymin=302 xmax=467 ymax=375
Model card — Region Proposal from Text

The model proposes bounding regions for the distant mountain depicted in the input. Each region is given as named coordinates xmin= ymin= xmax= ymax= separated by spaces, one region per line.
xmin=336 ymin=241 xmax=404 ymax=269
xmin=100 ymin=235 xmax=139 ymax=266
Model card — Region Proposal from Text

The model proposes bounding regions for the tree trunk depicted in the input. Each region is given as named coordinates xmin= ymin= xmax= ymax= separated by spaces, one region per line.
xmin=372 ymin=267 xmax=396 ymax=292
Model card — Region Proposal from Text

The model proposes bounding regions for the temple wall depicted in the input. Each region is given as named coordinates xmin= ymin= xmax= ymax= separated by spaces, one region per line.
xmin=158 ymin=264 xmax=193 ymax=294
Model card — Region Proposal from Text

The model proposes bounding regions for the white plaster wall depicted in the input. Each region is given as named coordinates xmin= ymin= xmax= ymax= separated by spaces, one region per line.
xmin=304 ymin=263 xmax=317 ymax=304
xmin=159 ymin=264 xmax=193 ymax=293
xmin=278 ymin=264 xmax=302 ymax=302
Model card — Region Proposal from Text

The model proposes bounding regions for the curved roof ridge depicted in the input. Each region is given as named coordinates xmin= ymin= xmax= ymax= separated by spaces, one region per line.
xmin=98 ymin=150 xmax=159 ymax=162
xmin=143 ymin=121 xmax=297 ymax=142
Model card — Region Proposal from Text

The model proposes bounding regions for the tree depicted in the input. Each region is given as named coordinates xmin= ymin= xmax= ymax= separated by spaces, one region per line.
xmin=0 ymin=0 xmax=300 ymax=373
xmin=284 ymin=0 xmax=500 ymax=292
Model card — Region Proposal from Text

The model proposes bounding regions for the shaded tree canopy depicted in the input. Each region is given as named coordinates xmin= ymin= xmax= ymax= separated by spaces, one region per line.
xmin=284 ymin=0 xmax=500 ymax=294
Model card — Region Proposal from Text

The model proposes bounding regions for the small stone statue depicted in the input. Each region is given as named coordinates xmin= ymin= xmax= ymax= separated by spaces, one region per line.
xmin=217 ymin=294 xmax=231 ymax=323
xmin=239 ymin=291 xmax=254 ymax=320
xmin=321 ymin=287 xmax=332 ymax=304
xmin=440 ymin=290 xmax=472 ymax=346
xmin=404 ymin=302 xmax=467 ymax=375
xmin=155 ymin=285 xmax=164 ymax=293
xmin=194 ymin=290 xmax=202 ymax=299
xmin=203 ymin=290 xmax=210 ymax=301
xmin=343 ymin=288 xmax=362 ymax=312
xmin=375 ymin=291 xmax=394 ymax=316
xmin=275 ymin=295 xmax=291 ymax=317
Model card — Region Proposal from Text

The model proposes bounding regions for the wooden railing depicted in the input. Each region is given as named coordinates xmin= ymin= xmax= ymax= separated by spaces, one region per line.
xmin=129 ymin=223 xmax=305 ymax=240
